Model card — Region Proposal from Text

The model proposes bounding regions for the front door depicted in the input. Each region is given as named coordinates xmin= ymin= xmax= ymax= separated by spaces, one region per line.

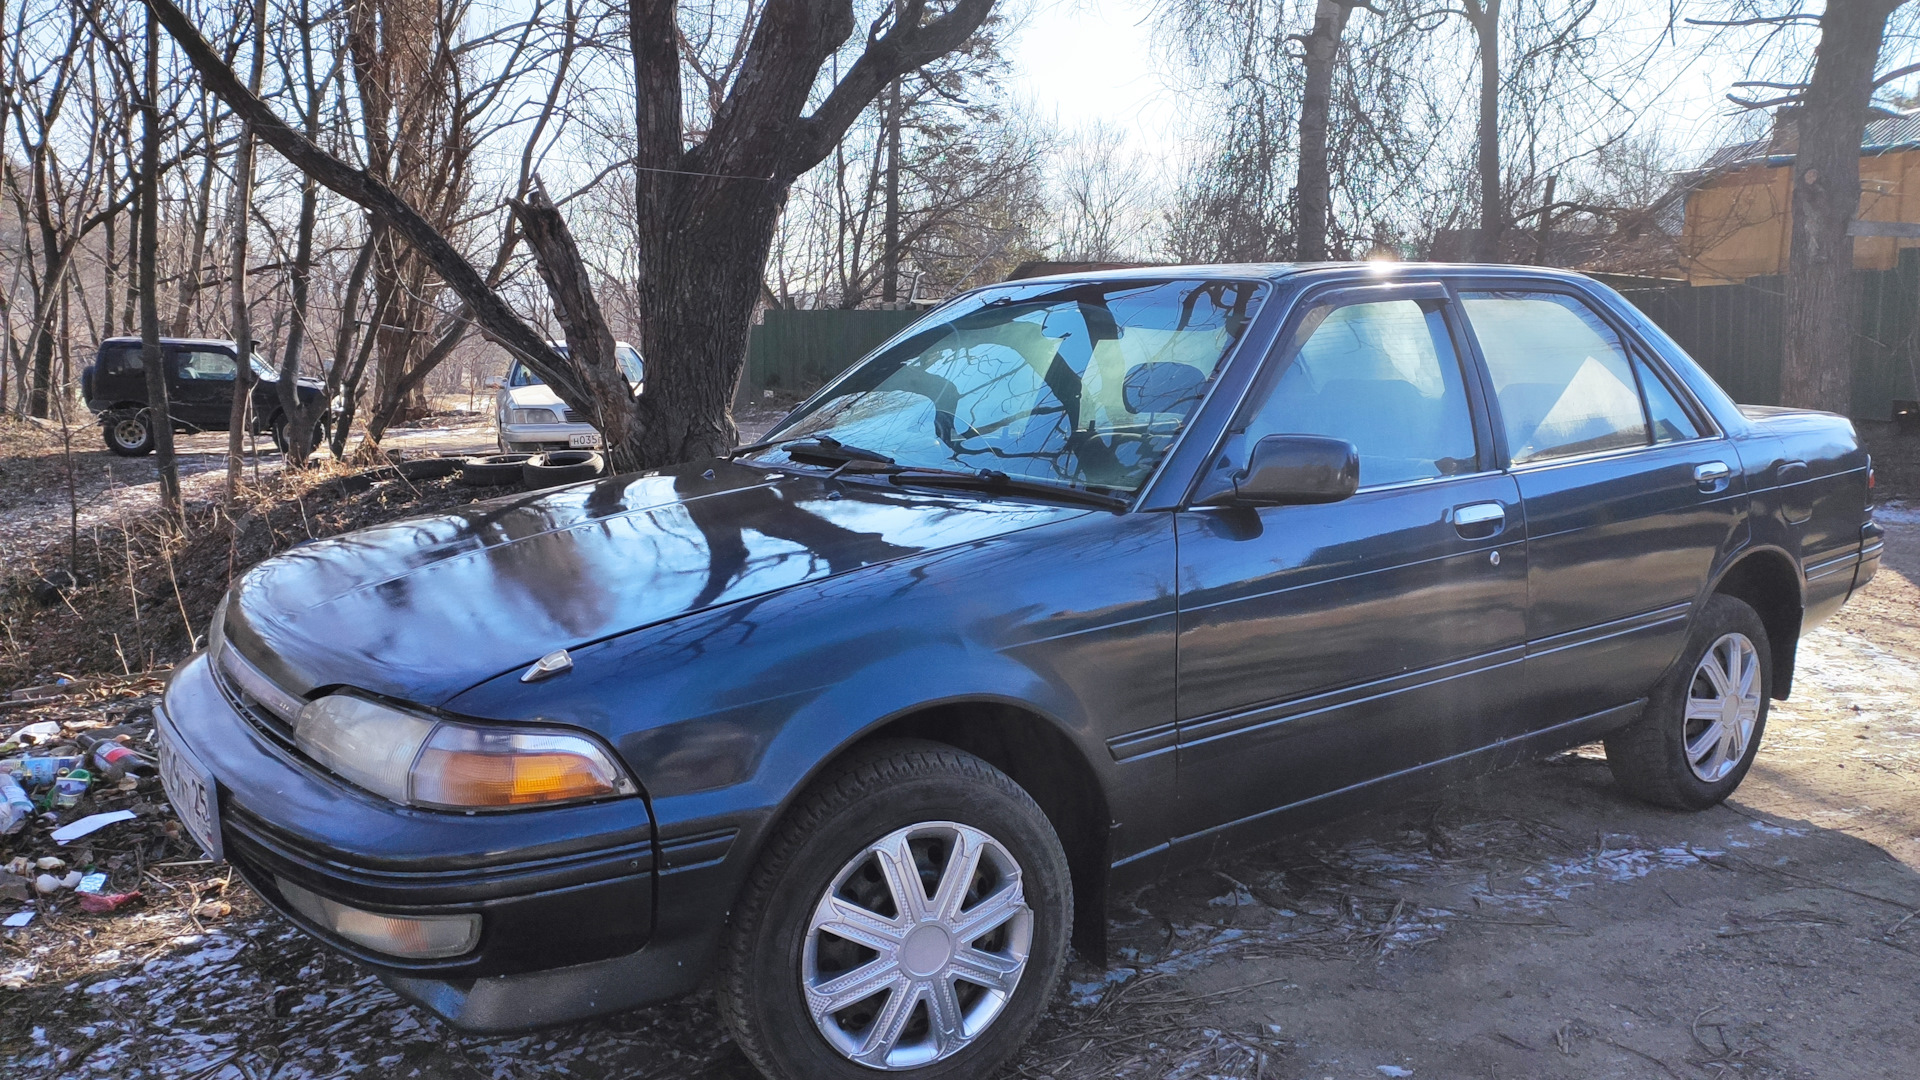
xmin=168 ymin=346 xmax=240 ymax=428
xmin=1456 ymin=288 xmax=1745 ymax=725
xmin=1174 ymin=284 xmax=1529 ymax=843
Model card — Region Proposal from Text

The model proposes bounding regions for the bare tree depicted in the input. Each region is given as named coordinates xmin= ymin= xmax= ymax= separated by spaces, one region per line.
xmin=225 ymin=0 xmax=268 ymax=498
xmin=1053 ymin=120 xmax=1155 ymax=260
xmin=145 ymin=0 xmax=1003 ymax=472
xmin=139 ymin=6 xmax=181 ymax=518
xmin=1708 ymin=1 xmax=1913 ymax=412
xmin=1296 ymin=0 xmax=1372 ymax=260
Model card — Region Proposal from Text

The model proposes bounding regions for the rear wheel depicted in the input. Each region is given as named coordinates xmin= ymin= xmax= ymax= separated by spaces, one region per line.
xmin=271 ymin=413 xmax=327 ymax=460
xmin=720 ymin=741 xmax=1070 ymax=1080
xmin=103 ymin=410 xmax=154 ymax=456
xmin=1605 ymin=594 xmax=1771 ymax=809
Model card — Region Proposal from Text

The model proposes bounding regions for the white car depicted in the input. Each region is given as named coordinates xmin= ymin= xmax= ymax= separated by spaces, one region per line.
xmin=490 ymin=341 xmax=645 ymax=453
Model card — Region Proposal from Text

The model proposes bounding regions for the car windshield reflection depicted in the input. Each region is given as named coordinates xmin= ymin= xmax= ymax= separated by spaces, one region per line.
xmin=754 ymin=278 xmax=1268 ymax=495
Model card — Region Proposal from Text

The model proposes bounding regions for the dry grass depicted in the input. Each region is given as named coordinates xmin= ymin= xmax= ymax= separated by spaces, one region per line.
xmin=0 ymin=452 xmax=475 ymax=685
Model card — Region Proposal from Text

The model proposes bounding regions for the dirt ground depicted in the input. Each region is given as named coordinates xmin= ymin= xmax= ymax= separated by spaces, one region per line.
xmin=2 ymin=455 xmax=1917 ymax=1079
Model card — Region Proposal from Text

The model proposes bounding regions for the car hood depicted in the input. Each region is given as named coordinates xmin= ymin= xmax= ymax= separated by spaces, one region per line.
xmin=222 ymin=459 xmax=1088 ymax=705
xmin=504 ymin=383 xmax=565 ymax=409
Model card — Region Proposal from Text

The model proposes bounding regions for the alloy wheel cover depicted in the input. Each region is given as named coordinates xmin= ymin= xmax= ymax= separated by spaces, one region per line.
xmin=1683 ymin=631 xmax=1763 ymax=783
xmin=801 ymin=820 xmax=1034 ymax=1070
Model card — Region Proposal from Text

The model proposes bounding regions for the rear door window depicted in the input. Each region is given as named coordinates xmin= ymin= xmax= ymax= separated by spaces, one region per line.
xmin=1238 ymin=297 xmax=1479 ymax=487
xmin=1460 ymin=291 xmax=1649 ymax=464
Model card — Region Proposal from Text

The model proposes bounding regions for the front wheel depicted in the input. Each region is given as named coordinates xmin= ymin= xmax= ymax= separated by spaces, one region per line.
xmin=1605 ymin=593 xmax=1772 ymax=810
xmin=103 ymin=410 xmax=154 ymax=456
xmin=719 ymin=741 xmax=1071 ymax=1080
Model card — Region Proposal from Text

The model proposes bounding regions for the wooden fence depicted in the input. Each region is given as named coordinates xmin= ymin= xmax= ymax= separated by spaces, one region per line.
xmin=1620 ymin=251 xmax=1920 ymax=421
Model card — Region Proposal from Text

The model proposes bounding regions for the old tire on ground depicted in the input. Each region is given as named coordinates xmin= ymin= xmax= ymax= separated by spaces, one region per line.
xmin=522 ymin=450 xmax=605 ymax=487
xmin=396 ymin=456 xmax=462 ymax=480
xmin=718 ymin=740 xmax=1071 ymax=1080
xmin=1605 ymin=593 xmax=1772 ymax=810
xmin=103 ymin=410 xmax=154 ymax=456
xmin=457 ymin=453 xmax=533 ymax=487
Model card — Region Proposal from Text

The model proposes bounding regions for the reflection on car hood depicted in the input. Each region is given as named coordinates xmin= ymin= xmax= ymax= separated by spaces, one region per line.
xmin=504 ymin=384 xmax=565 ymax=409
xmin=222 ymin=459 xmax=1086 ymax=705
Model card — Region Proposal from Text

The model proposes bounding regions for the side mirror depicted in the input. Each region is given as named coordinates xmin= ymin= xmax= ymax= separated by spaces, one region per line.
xmin=483 ymin=375 xmax=505 ymax=390
xmin=1199 ymin=434 xmax=1359 ymax=507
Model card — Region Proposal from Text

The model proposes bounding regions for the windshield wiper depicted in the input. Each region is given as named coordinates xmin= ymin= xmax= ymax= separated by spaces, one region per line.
xmin=728 ymin=434 xmax=896 ymax=467
xmin=781 ymin=436 xmax=897 ymax=466
xmin=886 ymin=468 xmax=1129 ymax=511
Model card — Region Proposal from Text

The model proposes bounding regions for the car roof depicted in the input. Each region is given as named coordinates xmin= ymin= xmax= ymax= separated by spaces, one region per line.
xmin=98 ymin=336 xmax=237 ymax=350
xmin=990 ymin=261 xmax=1608 ymax=290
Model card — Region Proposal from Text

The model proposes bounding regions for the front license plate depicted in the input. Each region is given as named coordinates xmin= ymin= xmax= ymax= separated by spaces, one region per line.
xmin=569 ymin=432 xmax=603 ymax=448
xmin=158 ymin=710 xmax=223 ymax=861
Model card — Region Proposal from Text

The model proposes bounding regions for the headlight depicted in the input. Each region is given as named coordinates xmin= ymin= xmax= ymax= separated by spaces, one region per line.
xmin=292 ymin=693 xmax=636 ymax=809
xmin=507 ymin=407 xmax=559 ymax=425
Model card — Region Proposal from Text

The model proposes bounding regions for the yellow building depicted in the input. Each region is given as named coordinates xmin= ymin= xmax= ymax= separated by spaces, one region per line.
xmin=1680 ymin=110 xmax=1920 ymax=285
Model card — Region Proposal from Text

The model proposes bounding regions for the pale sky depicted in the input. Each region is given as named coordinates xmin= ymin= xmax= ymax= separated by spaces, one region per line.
xmin=995 ymin=0 xmax=1920 ymax=179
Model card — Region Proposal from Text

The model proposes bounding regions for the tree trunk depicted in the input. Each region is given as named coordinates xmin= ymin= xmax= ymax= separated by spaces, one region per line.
xmin=1468 ymin=0 xmax=1502 ymax=262
xmin=882 ymin=77 xmax=901 ymax=302
xmin=1295 ymin=0 xmax=1354 ymax=262
xmin=1781 ymin=0 xmax=1900 ymax=414
xmin=170 ymin=137 xmax=220 ymax=337
xmin=627 ymin=195 xmax=787 ymax=467
xmin=226 ymin=0 xmax=267 ymax=497
xmin=142 ymin=9 xmax=182 ymax=520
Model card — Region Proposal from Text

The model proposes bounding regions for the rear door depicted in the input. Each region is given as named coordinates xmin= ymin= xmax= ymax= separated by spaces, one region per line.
xmin=1456 ymin=287 xmax=1744 ymax=726
xmin=1173 ymin=283 xmax=1529 ymax=840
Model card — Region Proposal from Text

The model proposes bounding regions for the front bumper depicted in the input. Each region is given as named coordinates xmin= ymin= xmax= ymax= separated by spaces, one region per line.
xmin=159 ymin=652 xmax=717 ymax=1029
xmin=499 ymin=420 xmax=601 ymax=452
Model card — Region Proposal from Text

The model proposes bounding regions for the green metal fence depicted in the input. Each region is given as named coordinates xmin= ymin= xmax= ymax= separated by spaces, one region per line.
xmin=1620 ymin=251 xmax=1920 ymax=421
xmin=745 ymin=308 xmax=923 ymax=396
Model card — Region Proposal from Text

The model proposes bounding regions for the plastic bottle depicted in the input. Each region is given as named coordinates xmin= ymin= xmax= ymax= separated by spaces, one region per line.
xmin=0 ymin=772 xmax=30 ymax=834
xmin=6 ymin=755 xmax=83 ymax=789
xmin=89 ymin=744 xmax=151 ymax=781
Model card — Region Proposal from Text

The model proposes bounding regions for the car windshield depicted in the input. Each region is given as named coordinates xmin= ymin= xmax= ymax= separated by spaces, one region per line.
xmin=251 ymin=354 xmax=278 ymax=381
xmin=509 ymin=345 xmax=643 ymax=387
xmin=756 ymin=278 xmax=1267 ymax=495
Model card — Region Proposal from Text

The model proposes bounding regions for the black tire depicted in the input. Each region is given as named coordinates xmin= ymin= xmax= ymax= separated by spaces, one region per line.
xmin=522 ymin=450 xmax=605 ymax=487
xmin=719 ymin=740 xmax=1071 ymax=1080
xmin=271 ymin=413 xmax=327 ymax=461
xmin=102 ymin=410 xmax=154 ymax=456
xmin=395 ymin=456 xmax=462 ymax=480
xmin=1605 ymin=593 xmax=1772 ymax=810
xmin=458 ymin=453 xmax=533 ymax=487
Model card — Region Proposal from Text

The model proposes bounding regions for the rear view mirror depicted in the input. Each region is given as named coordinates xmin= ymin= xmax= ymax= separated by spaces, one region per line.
xmin=1123 ymin=362 xmax=1206 ymax=415
xmin=483 ymin=375 xmax=505 ymax=390
xmin=1199 ymin=434 xmax=1359 ymax=507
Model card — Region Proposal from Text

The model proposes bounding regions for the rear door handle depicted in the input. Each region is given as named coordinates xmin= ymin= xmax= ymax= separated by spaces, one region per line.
xmin=1453 ymin=501 xmax=1505 ymax=538
xmin=1695 ymin=461 xmax=1731 ymax=492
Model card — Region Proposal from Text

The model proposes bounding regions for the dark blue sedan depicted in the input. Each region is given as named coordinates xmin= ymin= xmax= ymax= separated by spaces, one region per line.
xmin=157 ymin=263 xmax=1879 ymax=1080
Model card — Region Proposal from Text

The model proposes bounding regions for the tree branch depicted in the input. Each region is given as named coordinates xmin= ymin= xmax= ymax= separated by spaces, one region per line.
xmin=790 ymin=0 xmax=997 ymax=177
xmin=138 ymin=0 xmax=577 ymax=398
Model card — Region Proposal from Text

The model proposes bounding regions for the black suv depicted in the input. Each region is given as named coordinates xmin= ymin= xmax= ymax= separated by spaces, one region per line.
xmin=81 ymin=337 xmax=332 ymax=456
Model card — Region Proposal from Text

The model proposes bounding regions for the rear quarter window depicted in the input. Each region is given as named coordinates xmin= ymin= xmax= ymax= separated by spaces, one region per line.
xmin=98 ymin=345 xmax=142 ymax=375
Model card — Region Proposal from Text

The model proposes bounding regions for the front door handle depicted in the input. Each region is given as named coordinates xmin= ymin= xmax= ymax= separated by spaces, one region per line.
xmin=1453 ymin=501 xmax=1505 ymax=538
xmin=1695 ymin=461 xmax=1732 ymax=492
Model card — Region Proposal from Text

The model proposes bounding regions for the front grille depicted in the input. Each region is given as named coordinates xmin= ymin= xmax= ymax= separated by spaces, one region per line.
xmin=562 ymin=408 xmax=585 ymax=423
xmin=211 ymin=640 xmax=300 ymax=748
